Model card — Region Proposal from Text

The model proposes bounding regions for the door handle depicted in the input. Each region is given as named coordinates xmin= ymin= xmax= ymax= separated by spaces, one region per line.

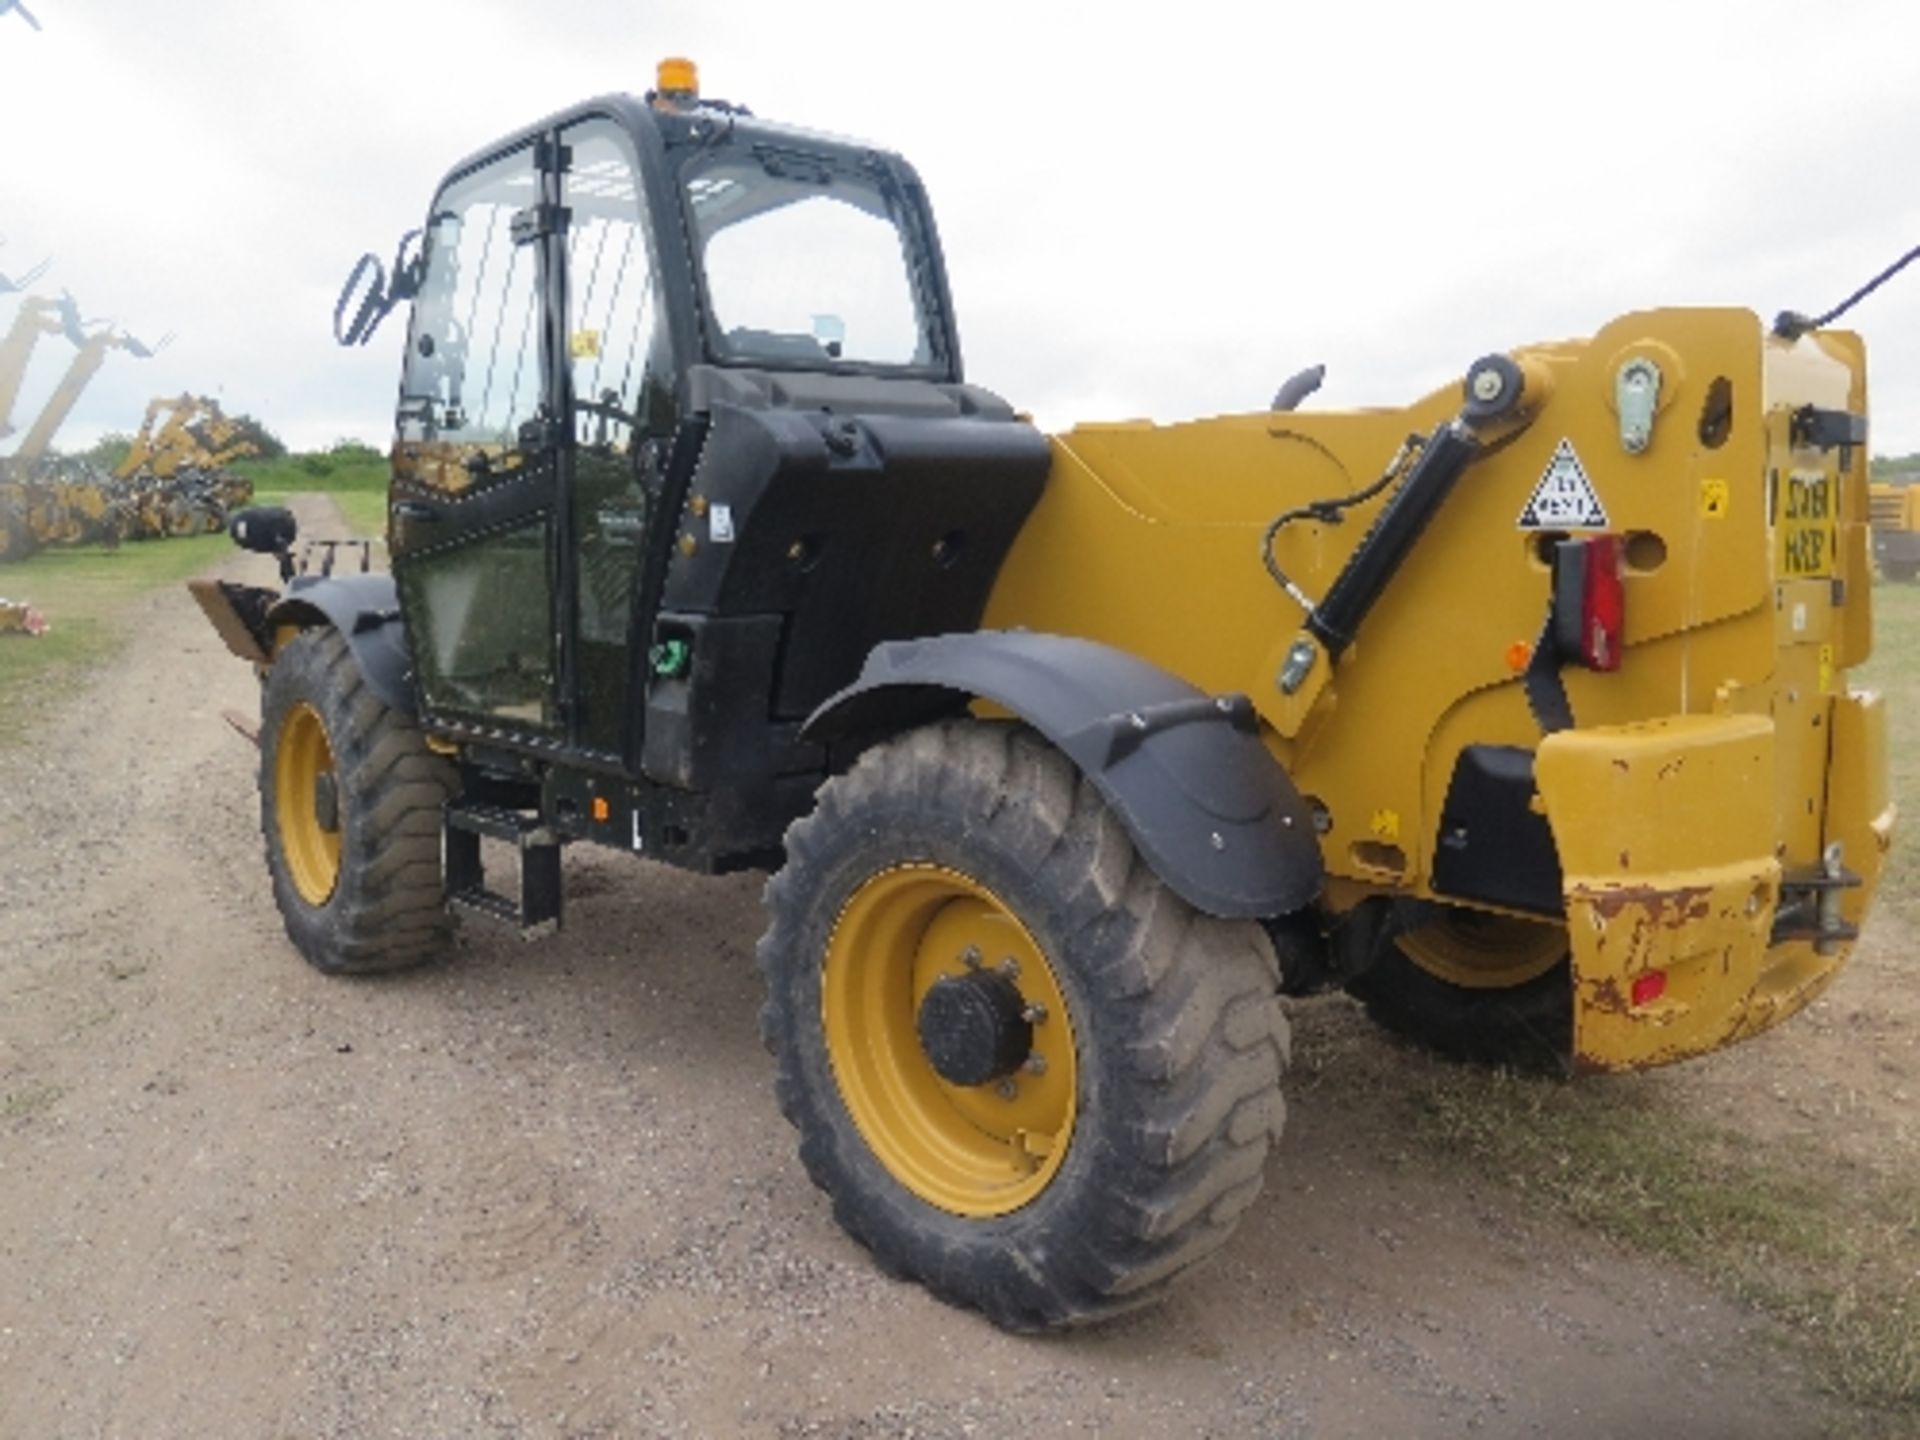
xmin=391 ymin=500 xmax=441 ymax=524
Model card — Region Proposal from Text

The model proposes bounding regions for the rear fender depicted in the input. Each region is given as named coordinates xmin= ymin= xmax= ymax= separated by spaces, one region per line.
xmin=805 ymin=631 xmax=1323 ymax=919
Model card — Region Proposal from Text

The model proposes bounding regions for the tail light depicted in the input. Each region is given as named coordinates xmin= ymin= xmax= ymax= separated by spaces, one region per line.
xmin=1552 ymin=534 xmax=1625 ymax=672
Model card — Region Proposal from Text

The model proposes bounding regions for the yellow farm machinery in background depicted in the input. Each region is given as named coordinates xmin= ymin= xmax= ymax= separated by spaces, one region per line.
xmin=1869 ymin=470 xmax=1920 ymax=580
xmin=0 ymin=264 xmax=256 ymax=562
xmin=0 ymin=384 xmax=255 ymax=563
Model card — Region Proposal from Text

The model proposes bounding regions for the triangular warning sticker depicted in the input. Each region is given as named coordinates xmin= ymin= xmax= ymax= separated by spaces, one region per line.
xmin=1517 ymin=438 xmax=1608 ymax=530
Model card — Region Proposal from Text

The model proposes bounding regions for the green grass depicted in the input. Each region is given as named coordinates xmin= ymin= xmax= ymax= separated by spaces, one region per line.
xmin=1857 ymin=575 xmax=1920 ymax=919
xmin=231 ymin=451 xmax=387 ymax=496
xmin=0 ymin=533 xmax=233 ymax=743
xmin=236 ymin=452 xmax=388 ymax=538
xmin=1403 ymin=1065 xmax=1920 ymax=1421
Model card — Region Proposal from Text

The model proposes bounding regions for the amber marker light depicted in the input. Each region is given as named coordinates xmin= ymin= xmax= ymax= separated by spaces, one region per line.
xmin=657 ymin=56 xmax=699 ymax=97
xmin=1505 ymin=639 xmax=1534 ymax=674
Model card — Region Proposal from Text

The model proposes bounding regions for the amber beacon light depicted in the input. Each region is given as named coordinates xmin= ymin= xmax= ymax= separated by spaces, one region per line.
xmin=656 ymin=56 xmax=699 ymax=98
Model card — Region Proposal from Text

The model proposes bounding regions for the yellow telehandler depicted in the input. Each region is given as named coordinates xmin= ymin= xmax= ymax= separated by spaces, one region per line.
xmin=193 ymin=60 xmax=1894 ymax=1330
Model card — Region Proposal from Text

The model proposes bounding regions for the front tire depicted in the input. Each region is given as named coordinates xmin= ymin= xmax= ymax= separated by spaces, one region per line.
xmin=259 ymin=627 xmax=457 ymax=974
xmin=758 ymin=722 xmax=1290 ymax=1330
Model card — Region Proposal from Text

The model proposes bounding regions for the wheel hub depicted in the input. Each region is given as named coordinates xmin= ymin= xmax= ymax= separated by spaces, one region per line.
xmin=917 ymin=970 xmax=1033 ymax=1087
xmin=821 ymin=864 xmax=1078 ymax=1217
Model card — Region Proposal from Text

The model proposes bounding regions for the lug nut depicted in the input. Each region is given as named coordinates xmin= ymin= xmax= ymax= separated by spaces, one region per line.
xmin=1023 ymin=1054 xmax=1048 ymax=1076
xmin=960 ymin=945 xmax=982 ymax=969
xmin=996 ymin=1078 xmax=1019 ymax=1100
xmin=1021 ymin=1002 xmax=1048 ymax=1024
xmin=998 ymin=956 xmax=1020 ymax=979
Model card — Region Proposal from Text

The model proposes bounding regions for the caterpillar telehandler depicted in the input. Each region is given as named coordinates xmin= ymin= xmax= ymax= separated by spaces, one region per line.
xmin=192 ymin=60 xmax=1893 ymax=1330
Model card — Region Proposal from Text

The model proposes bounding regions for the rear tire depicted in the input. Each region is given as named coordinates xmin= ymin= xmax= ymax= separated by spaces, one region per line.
xmin=758 ymin=721 xmax=1290 ymax=1330
xmin=259 ymin=627 xmax=457 ymax=974
xmin=1344 ymin=902 xmax=1572 ymax=1072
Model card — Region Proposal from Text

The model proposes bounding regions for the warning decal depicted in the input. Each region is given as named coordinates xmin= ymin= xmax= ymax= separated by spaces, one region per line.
xmin=1517 ymin=439 xmax=1609 ymax=530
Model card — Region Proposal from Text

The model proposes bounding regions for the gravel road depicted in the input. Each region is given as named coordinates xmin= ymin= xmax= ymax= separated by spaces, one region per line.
xmin=0 ymin=500 xmax=1857 ymax=1438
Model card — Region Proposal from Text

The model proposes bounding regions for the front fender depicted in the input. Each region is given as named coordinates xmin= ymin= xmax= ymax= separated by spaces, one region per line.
xmin=806 ymin=631 xmax=1322 ymax=919
xmin=265 ymin=573 xmax=415 ymax=714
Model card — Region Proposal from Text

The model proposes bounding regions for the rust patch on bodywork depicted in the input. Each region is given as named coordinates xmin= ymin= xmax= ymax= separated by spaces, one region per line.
xmin=1581 ymin=883 xmax=1713 ymax=926
xmin=1566 ymin=873 xmax=1806 ymax=1073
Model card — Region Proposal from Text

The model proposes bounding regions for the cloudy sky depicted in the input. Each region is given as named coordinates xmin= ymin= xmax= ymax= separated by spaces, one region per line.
xmin=3 ymin=0 xmax=1918 ymax=456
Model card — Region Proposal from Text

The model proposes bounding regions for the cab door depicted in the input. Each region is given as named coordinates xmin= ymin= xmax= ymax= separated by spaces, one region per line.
xmin=391 ymin=118 xmax=674 ymax=760
xmin=390 ymin=137 xmax=566 ymax=737
xmin=556 ymin=116 xmax=674 ymax=758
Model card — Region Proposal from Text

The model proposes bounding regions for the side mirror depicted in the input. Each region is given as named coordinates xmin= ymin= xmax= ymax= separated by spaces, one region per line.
xmin=333 ymin=253 xmax=385 ymax=347
xmin=331 ymin=227 xmax=424 ymax=347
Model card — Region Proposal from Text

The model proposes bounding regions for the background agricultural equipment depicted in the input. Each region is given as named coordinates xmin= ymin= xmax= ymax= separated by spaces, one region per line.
xmin=0 ymin=285 xmax=173 ymax=562
xmin=0 ymin=378 xmax=255 ymax=564
xmin=111 ymin=394 xmax=256 ymax=541
xmin=0 ymin=237 xmax=51 ymax=296
xmin=1869 ymin=468 xmax=1920 ymax=579
xmin=194 ymin=62 xmax=1894 ymax=1332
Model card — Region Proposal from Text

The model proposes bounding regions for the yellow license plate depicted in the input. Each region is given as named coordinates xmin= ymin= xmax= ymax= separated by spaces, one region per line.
xmin=1777 ymin=468 xmax=1837 ymax=578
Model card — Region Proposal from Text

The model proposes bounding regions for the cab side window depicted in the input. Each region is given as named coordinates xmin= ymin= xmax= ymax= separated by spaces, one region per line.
xmin=399 ymin=148 xmax=543 ymax=485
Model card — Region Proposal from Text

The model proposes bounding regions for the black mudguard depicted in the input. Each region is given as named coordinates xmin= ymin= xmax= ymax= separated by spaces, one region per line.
xmin=265 ymin=573 xmax=415 ymax=714
xmin=805 ymin=631 xmax=1323 ymax=920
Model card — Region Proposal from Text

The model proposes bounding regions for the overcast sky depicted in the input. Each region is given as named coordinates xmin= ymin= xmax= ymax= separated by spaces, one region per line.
xmin=3 ymin=0 xmax=1918 ymax=456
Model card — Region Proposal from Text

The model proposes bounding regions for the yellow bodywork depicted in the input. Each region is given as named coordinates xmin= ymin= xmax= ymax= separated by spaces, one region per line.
xmin=982 ymin=308 xmax=1892 ymax=1072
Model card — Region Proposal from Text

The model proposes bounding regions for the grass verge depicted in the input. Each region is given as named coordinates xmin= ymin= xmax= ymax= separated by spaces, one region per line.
xmin=237 ymin=451 xmax=388 ymax=538
xmin=0 ymin=533 xmax=231 ymax=744
xmin=1857 ymin=575 xmax=1920 ymax=921
xmin=1403 ymin=1062 xmax=1920 ymax=1424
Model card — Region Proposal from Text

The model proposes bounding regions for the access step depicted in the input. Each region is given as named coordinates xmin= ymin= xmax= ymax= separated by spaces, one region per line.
xmin=444 ymin=801 xmax=563 ymax=937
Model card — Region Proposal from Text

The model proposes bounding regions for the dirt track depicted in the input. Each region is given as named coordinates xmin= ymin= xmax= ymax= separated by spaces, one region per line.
xmin=0 ymin=499 xmax=1888 ymax=1437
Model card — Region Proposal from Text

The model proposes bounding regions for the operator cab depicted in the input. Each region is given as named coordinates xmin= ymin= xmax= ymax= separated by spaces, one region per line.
xmin=376 ymin=61 xmax=1049 ymax=871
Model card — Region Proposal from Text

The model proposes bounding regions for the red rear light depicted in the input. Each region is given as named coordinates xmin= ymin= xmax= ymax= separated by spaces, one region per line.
xmin=1630 ymin=969 xmax=1667 ymax=1007
xmin=1552 ymin=534 xmax=1626 ymax=672
xmin=1578 ymin=534 xmax=1624 ymax=671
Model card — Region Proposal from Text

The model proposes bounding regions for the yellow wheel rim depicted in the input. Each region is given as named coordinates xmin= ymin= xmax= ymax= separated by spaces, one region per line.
xmin=275 ymin=701 xmax=341 ymax=906
xmin=1395 ymin=910 xmax=1566 ymax=990
xmin=822 ymin=864 xmax=1078 ymax=1218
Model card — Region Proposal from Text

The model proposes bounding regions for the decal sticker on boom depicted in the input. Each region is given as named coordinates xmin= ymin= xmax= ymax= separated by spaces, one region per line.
xmin=1518 ymin=439 xmax=1608 ymax=530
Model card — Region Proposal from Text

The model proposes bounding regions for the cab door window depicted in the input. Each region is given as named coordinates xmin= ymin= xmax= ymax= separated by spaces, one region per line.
xmin=393 ymin=144 xmax=557 ymax=729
